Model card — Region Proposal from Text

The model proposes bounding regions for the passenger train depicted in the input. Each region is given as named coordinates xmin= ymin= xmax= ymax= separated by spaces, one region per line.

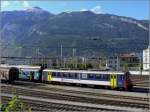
xmin=0 ymin=65 xmax=133 ymax=90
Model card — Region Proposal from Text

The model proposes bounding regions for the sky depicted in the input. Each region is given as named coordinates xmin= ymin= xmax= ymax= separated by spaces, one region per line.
xmin=1 ymin=0 xmax=149 ymax=20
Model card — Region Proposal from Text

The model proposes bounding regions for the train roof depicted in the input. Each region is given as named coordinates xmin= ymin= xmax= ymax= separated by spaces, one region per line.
xmin=0 ymin=64 xmax=41 ymax=69
xmin=16 ymin=65 xmax=41 ymax=69
xmin=20 ymin=68 xmax=40 ymax=71
xmin=43 ymin=69 xmax=124 ymax=75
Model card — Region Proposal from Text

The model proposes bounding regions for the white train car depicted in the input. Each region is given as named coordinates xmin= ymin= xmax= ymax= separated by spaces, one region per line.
xmin=42 ymin=69 xmax=133 ymax=89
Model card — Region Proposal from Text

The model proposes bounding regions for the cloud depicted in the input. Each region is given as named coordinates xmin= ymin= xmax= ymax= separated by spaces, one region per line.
xmin=1 ymin=1 xmax=30 ymax=10
xmin=80 ymin=9 xmax=88 ymax=12
xmin=1 ymin=1 xmax=10 ymax=8
xmin=91 ymin=6 xmax=102 ymax=14
xmin=64 ymin=9 xmax=72 ymax=13
xmin=80 ymin=6 xmax=103 ymax=14
xmin=22 ymin=1 xmax=30 ymax=8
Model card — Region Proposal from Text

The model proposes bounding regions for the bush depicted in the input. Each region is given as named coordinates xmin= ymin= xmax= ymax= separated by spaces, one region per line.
xmin=1 ymin=95 xmax=31 ymax=112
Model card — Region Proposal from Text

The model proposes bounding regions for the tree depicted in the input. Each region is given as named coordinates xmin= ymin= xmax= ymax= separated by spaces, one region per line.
xmin=121 ymin=61 xmax=128 ymax=71
xmin=1 ymin=95 xmax=31 ymax=112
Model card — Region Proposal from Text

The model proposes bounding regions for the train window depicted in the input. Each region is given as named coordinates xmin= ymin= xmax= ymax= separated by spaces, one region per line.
xmin=122 ymin=75 xmax=124 ymax=80
xmin=118 ymin=75 xmax=122 ymax=80
xmin=114 ymin=75 xmax=116 ymax=79
xmin=34 ymin=72 xmax=39 ymax=79
xmin=23 ymin=71 xmax=29 ymax=76
xmin=88 ymin=74 xmax=94 ymax=79
xmin=82 ymin=74 xmax=87 ymax=78
xmin=118 ymin=75 xmax=120 ymax=80
xmin=68 ymin=73 xmax=71 ymax=78
xmin=103 ymin=74 xmax=109 ymax=80
xmin=57 ymin=72 xmax=61 ymax=77
xmin=108 ymin=75 xmax=111 ymax=79
xmin=63 ymin=73 xmax=68 ymax=78
xmin=110 ymin=75 xmax=113 ymax=78
xmin=74 ymin=73 xmax=78 ymax=79
xmin=52 ymin=72 xmax=57 ymax=77
xmin=118 ymin=75 xmax=121 ymax=80
xmin=95 ymin=74 xmax=101 ymax=79
xmin=68 ymin=73 xmax=74 ymax=78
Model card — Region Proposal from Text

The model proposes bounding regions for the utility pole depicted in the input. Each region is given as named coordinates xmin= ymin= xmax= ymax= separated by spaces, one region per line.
xmin=73 ymin=48 xmax=76 ymax=57
xmin=99 ymin=57 xmax=101 ymax=70
xmin=73 ymin=48 xmax=77 ymax=69
xmin=0 ymin=44 xmax=1 ymax=65
xmin=60 ymin=44 xmax=63 ymax=68
xmin=116 ymin=56 xmax=120 ymax=71
xmin=149 ymin=46 xmax=150 ymax=77
xmin=19 ymin=46 xmax=22 ymax=57
xmin=18 ymin=46 xmax=23 ymax=65
xmin=36 ymin=48 xmax=40 ymax=65
xmin=149 ymin=2 xmax=150 ymax=94
xmin=63 ymin=58 xmax=66 ymax=68
xmin=85 ymin=57 xmax=87 ymax=69
xmin=140 ymin=52 xmax=143 ymax=76
xmin=0 ymin=24 xmax=1 ymax=84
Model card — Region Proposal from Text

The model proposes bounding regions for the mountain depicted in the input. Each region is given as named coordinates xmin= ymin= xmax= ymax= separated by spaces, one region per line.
xmin=0 ymin=7 xmax=149 ymax=57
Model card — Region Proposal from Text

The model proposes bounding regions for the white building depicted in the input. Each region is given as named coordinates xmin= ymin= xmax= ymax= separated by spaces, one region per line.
xmin=107 ymin=56 xmax=120 ymax=71
xmin=143 ymin=46 xmax=150 ymax=70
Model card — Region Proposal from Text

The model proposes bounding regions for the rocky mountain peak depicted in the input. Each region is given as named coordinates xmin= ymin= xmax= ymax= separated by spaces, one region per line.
xmin=1 ymin=9 xmax=149 ymax=57
xmin=25 ymin=6 xmax=45 ymax=13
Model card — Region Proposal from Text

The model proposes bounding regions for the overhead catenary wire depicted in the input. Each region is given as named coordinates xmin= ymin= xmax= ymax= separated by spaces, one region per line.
xmin=0 ymin=44 xmax=146 ymax=51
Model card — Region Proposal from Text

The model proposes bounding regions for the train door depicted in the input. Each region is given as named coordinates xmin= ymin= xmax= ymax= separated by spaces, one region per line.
xmin=47 ymin=72 xmax=52 ymax=82
xmin=9 ymin=67 xmax=19 ymax=82
xmin=117 ymin=75 xmax=124 ymax=88
xmin=34 ymin=71 xmax=39 ymax=80
xmin=29 ymin=71 xmax=34 ymax=81
xmin=124 ymin=72 xmax=132 ymax=90
xmin=42 ymin=71 xmax=47 ymax=82
xmin=29 ymin=72 xmax=32 ymax=81
xmin=110 ymin=73 xmax=117 ymax=89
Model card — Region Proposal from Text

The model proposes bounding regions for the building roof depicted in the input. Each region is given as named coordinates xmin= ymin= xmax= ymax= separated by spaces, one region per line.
xmin=120 ymin=53 xmax=138 ymax=58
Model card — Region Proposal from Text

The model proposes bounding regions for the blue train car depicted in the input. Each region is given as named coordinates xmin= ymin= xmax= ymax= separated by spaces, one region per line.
xmin=17 ymin=65 xmax=41 ymax=81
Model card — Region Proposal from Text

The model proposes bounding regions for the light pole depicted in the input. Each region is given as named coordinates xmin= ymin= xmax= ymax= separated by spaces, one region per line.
xmin=18 ymin=46 xmax=22 ymax=57
xmin=139 ymin=52 xmax=143 ymax=75
xmin=18 ymin=46 xmax=23 ymax=65
xmin=0 ymin=44 xmax=1 ymax=65
xmin=35 ymin=48 xmax=42 ymax=65
xmin=72 ymin=48 xmax=77 ymax=69
xmin=60 ymin=44 xmax=63 ymax=68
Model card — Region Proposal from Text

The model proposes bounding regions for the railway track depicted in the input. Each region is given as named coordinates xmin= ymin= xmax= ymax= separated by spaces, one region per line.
xmin=1 ymin=84 xmax=149 ymax=111
xmin=2 ymin=84 xmax=148 ymax=102
xmin=131 ymin=75 xmax=149 ymax=87
xmin=2 ymin=96 xmax=118 ymax=112
xmin=4 ymin=81 xmax=149 ymax=100
xmin=14 ymin=79 xmax=149 ymax=93
xmin=32 ymin=84 xmax=149 ymax=101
